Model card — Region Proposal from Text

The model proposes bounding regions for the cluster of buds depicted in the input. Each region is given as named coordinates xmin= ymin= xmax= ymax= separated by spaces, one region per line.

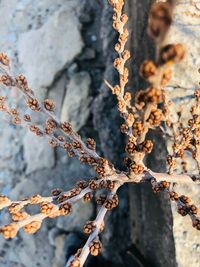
xmin=148 ymin=1 xmax=173 ymax=41
xmin=89 ymin=239 xmax=102 ymax=256
xmin=0 ymin=52 xmax=10 ymax=66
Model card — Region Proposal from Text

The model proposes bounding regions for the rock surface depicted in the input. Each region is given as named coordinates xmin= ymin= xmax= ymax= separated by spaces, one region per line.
xmin=23 ymin=131 xmax=55 ymax=174
xmin=17 ymin=7 xmax=83 ymax=91
xmin=61 ymin=71 xmax=92 ymax=131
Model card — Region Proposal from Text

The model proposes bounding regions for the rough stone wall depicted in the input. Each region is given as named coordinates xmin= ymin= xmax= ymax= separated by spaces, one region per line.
xmin=0 ymin=1 xmax=199 ymax=267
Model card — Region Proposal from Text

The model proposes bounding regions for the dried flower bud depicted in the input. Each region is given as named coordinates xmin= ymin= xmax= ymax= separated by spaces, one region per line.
xmin=69 ymin=257 xmax=81 ymax=267
xmin=179 ymin=195 xmax=191 ymax=205
xmin=86 ymin=138 xmax=96 ymax=150
xmin=177 ymin=205 xmax=188 ymax=216
xmin=24 ymin=114 xmax=31 ymax=122
xmin=161 ymin=68 xmax=172 ymax=86
xmin=59 ymin=202 xmax=72 ymax=216
xmin=148 ymin=2 xmax=173 ymax=40
xmin=105 ymin=194 xmax=119 ymax=210
xmin=99 ymin=180 xmax=108 ymax=189
xmin=40 ymin=202 xmax=56 ymax=215
xmin=57 ymin=193 xmax=69 ymax=203
xmin=83 ymin=192 xmax=93 ymax=202
xmin=0 ymin=224 xmax=18 ymax=239
xmin=0 ymin=52 xmax=10 ymax=66
xmin=96 ymin=195 xmax=106 ymax=205
xmin=159 ymin=44 xmax=185 ymax=64
xmin=130 ymin=162 xmax=144 ymax=175
xmin=8 ymin=203 xmax=23 ymax=214
xmin=12 ymin=116 xmax=21 ymax=125
xmin=84 ymin=221 xmax=96 ymax=234
xmin=169 ymin=191 xmax=179 ymax=201
xmin=44 ymin=99 xmax=55 ymax=111
xmin=23 ymin=221 xmax=41 ymax=234
xmin=76 ymin=180 xmax=88 ymax=189
xmin=16 ymin=74 xmax=28 ymax=88
xmin=60 ymin=121 xmax=72 ymax=134
xmin=0 ymin=195 xmax=10 ymax=205
xmin=192 ymin=218 xmax=200 ymax=230
xmin=122 ymin=50 xmax=130 ymax=60
xmin=107 ymin=180 xmax=116 ymax=190
xmin=51 ymin=188 xmax=62 ymax=197
xmin=12 ymin=211 xmax=28 ymax=222
xmin=27 ymin=98 xmax=40 ymax=111
xmin=120 ymin=123 xmax=129 ymax=134
xmin=140 ymin=140 xmax=153 ymax=154
xmin=147 ymin=109 xmax=163 ymax=126
xmin=140 ymin=60 xmax=157 ymax=79
xmin=0 ymin=75 xmax=13 ymax=86
xmin=189 ymin=204 xmax=198 ymax=215
xmin=48 ymin=139 xmax=58 ymax=148
xmin=132 ymin=121 xmax=145 ymax=137
xmin=30 ymin=194 xmax=43 ymax=204
xmin=89 ymin=179 xmax=98 ymax=190
xmin=89 ymin=239 xmax=102 ymax=256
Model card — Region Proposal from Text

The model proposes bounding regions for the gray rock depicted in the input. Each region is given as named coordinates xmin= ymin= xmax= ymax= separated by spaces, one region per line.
xmin=52 ymin=232 xmax=81 ymax=267
xmin=23 ymin=131 xmax=55 ymax=174
xmin=57 ymin=200 xmax=94 ymax=232
xmin=164 ymin=2 xmax=200 ymax=267
xmin=17 ymin=7 xmax=83 ymax=91
xmin=61 ymin=72 xmax=92 ymax=131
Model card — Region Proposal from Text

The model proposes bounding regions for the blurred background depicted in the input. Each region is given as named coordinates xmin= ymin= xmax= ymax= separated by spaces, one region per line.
xmin=0 ymin=0 xmax=199 ymax=266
